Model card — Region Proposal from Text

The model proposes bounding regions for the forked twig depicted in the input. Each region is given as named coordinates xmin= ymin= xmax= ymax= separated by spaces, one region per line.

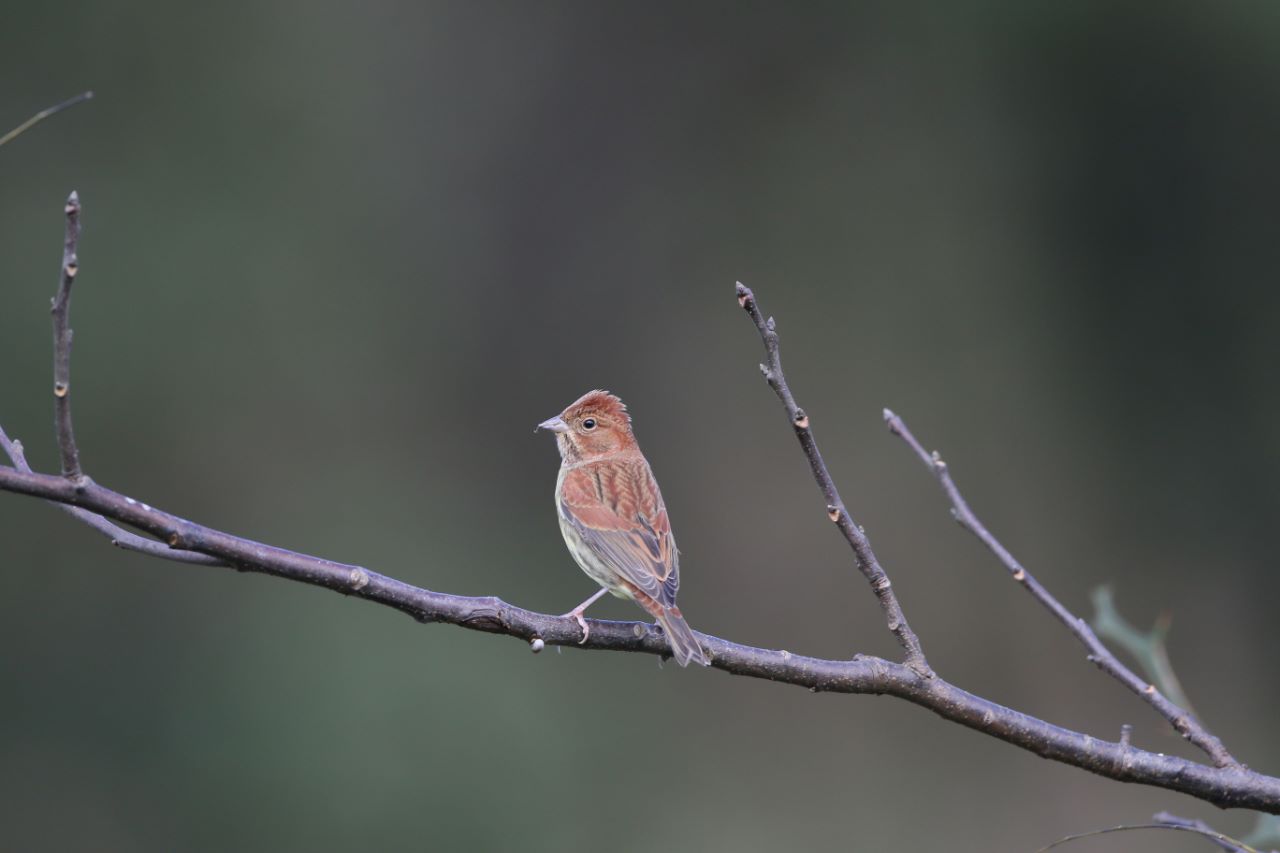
xmin=1 ymin=194 xmax=224 ymax=567
xmin=0 ymin=424 xmax=224 ymax=567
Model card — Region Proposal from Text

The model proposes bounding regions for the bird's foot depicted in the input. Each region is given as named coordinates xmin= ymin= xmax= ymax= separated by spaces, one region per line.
xmin=561 ymin=588 xmax=608 ymax=645
xmin=563 ymin=608 xmax=591 ymax=644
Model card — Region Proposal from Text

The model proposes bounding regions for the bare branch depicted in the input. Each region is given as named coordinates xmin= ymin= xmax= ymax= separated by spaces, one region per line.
xmin=4 ymin=212 xmax=1279 ymax=812
xmin=0 ymin=461 xmax=1278 ymax=811
xmin=0 ymin=91 xmax=93 ymax=149
xmin=51 ymin=191 xmax=84 ymax=479
xmin=735 ymin=282 xmax=931 ymax=677
xmin=883 ymin=410 xmax=1238 ymax=768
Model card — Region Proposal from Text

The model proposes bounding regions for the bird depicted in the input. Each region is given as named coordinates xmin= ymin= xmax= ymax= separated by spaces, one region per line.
xmin=537 ymin=390 xmax=710 ymax=667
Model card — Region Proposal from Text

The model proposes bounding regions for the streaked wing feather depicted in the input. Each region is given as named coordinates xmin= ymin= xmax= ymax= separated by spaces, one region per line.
xmin=559 ymin=458 xmax=679 ymax=607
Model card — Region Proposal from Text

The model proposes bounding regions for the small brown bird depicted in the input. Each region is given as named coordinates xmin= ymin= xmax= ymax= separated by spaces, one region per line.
xmin=538 ymin=390 xmax=709 ymax=667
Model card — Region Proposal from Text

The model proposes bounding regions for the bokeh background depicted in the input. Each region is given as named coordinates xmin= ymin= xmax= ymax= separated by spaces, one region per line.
xmin=2 ymin=2 xmax=1278 ymax=851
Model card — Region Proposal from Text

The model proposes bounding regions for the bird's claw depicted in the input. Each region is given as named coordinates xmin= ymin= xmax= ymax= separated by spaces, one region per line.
xmin=564 ymin=609 xmax=590 ymax=644
xmin=560 ymin=588 xmax=606 ymax=646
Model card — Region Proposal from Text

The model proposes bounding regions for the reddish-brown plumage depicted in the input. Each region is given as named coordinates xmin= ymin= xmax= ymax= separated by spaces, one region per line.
xmin=538 ymin=390 xmax=709 ymax=667
xmin=564 ymin=389 xmax=631 ymax=424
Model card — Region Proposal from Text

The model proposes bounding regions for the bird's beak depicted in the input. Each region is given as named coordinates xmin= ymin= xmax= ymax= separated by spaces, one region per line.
xmin=536 ymin=415 xmax=569 ymax=434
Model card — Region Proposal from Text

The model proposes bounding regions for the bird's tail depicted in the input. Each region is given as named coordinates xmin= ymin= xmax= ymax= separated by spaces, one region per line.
xmin=655 ymin=606 xmax=710 ymax=667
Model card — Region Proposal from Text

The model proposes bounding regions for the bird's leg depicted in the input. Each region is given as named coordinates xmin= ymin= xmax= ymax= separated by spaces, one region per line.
xmin=562 ymin=588 xmax=608 ymax=644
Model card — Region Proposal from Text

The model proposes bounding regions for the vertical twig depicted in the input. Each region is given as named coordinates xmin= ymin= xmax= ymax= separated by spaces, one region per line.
xmin=51 ymin=191 xmax=84 ymax=480
xmin=736 ymin=282 xmax=931 ymax=677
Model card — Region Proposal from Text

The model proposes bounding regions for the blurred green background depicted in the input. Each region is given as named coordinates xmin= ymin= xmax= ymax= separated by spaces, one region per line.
xmin=2 ymin=2 xmax=1278 ymax=851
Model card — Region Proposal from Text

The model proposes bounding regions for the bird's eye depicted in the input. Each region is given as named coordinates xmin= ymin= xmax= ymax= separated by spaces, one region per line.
xmin=582 ymin=418 xmax=597 ymax=430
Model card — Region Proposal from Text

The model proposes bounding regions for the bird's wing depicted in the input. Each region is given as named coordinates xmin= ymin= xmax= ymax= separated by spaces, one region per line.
xmin=558 ymin=456 xmax=679 ymax=607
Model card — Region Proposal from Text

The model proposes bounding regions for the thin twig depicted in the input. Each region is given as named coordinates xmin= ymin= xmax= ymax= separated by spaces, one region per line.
xmin=1154 ymin=812 xmax=1260 ymax=852
xmin=1038 ymin=818 xmax=1255 ymax=852
xmin=0 ymin=91 xmax=93 ymax=149
xmin=0 ymin=461 xmax=1278 ymax=811
xmin=883 ymin=410 xmax=1238 ymax=768
xmin=0 ymin=424 xmax=223 ymax=567
xmin=735 ymin=282 xmax=932 ymax=677
xmin=51 ymin=191 xmax=84 ymax=479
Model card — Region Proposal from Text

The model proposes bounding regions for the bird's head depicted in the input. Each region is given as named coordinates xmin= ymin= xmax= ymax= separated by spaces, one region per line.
xmin=537 ymin=390 xmax=636 ymax=462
